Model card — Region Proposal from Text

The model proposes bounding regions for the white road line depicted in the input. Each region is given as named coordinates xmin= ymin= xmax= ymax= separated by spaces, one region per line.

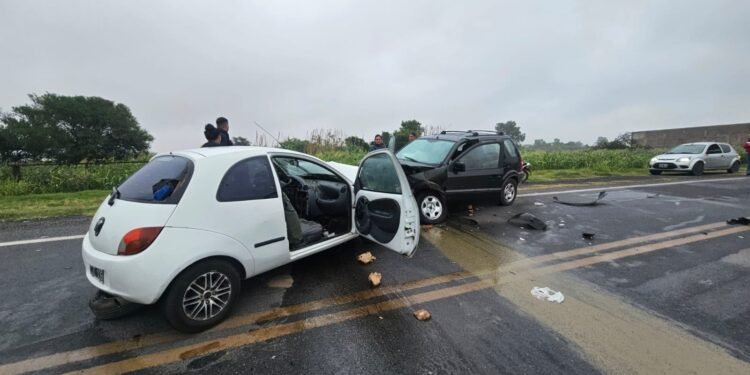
xmin=0 ymin=234 xmax=85 ymax=248
xmin=519 ymin=176 xmax=744 ymax=198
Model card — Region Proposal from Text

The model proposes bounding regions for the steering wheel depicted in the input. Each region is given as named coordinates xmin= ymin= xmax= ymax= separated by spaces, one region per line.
xmin=285 ymin=175 xmax=309 ymax=191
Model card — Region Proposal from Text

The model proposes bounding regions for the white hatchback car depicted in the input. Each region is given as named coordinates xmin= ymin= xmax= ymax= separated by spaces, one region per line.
xmin=648 ymin=142 xmax=742 ymax=176
xmin=82 ymin=147 xmax=419 ymax=332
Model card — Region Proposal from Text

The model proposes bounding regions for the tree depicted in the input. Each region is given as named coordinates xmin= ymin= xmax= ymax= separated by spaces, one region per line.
xmin=344 ymin=136 xmax=368 ymax=151
xmin=0 ymin=93 xmax=152 ymax=163
xmin=279 ymin=137 xmax=309 ymax=152
xmin=495 ymin=121 xmax=525 ymax=143
xmin=232 ymin=136 xmax=251 ymax=146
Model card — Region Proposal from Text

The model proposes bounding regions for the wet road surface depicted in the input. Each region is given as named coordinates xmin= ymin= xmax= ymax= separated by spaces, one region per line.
xmin=0 ymin=175 xmax=749 ymax=374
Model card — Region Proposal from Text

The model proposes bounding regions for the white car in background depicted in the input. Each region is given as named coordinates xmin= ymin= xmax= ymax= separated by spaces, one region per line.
xmin=649 ymin=142 xmax=741 ymax=176
xmin=82 ymin=147 xmax=419 ymax=332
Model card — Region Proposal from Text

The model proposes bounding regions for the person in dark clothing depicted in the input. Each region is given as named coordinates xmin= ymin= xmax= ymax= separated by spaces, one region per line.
xmin=216 ymin=117 xmax=233 ymax=146
xmin=202 ymin=124 xmax=222 ymax=147
xmin=744 ymin=136 xmax=750 ymax=176
xmin=369 ymin=134 xmax=385 ymax=151
xmin=408 ymin=132 xmax=418 ymax=143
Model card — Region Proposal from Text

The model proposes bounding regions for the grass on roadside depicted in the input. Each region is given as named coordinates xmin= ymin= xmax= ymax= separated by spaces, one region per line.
xmin=529 ymin=168 xmax=647 ymax=182
xmin=0 ymin=190 xmax=108 ymax=221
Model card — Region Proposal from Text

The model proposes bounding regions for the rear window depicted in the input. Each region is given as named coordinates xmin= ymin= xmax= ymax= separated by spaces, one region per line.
xmin=118 ymin=156 xmax=192 ymax=203
xmin=720 ymin=144 xmax=731 ymax=153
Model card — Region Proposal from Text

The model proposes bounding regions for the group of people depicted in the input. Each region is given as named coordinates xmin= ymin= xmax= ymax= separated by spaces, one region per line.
xmin=202 ymin=117 xmax=233 ymax=147
xmin=368 ymin=132 xmax=417 ymax=151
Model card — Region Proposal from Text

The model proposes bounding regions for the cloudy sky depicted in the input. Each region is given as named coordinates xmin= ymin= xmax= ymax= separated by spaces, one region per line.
xmin=1 ymin=0 xmax=749 ymax=152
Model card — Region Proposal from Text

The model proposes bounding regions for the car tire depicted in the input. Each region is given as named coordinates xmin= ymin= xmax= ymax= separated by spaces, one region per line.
xmin=728 ymin=161 xmax=740 ymax=173
xmin=499 ymin=178 xmax=518 ymax=206
xmin=691 ymin=162 xmax=704 ymax=176
xmin=161 ymin=259 xmax=241 ymax=333
xmin=417 ymin=192 xmax=447 ymax=224
xmin=649 ymin=170 xmax=662 ymax=175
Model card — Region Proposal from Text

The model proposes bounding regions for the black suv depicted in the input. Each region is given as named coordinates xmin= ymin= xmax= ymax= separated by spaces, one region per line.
xmin=395 ymin=130 xmax=523 ymax=224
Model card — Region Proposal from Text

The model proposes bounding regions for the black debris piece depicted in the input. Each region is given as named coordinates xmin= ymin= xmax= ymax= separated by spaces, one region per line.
xmin=647 ymin=193 xmax=661 ymax=198
xmin=508 ymin=213 xmax=548 ymax=231
xmin=582 ymin=232 xmax=595 ymax=240
xmin=727 ymin=217 xmax=750 ymax=226
xmin=553 ymin=191 xmax=608 ymax=207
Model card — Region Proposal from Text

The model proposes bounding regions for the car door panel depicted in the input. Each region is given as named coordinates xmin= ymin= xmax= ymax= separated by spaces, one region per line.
xmin=445 ymin=142 xmax=502 ymax=193
xmin=354 ymin=151 xmax=419 ymax=256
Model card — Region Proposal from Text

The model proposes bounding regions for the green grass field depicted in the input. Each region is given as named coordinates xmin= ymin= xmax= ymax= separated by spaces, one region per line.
xmin=0 ymin=190 xmax=108 ymax=221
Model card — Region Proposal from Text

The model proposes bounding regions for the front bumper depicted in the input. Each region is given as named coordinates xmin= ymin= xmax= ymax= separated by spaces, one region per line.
xmin=649 ymin=162 xmax=690 ymax=171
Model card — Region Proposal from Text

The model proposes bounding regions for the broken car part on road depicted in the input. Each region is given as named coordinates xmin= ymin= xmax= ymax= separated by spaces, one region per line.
xmin=727 ymin=217 xmax=750 ymax=226
xmin=553 ymin=191 xmax=608 ymax=206
xmin=531 ymin=287 xmax=565 ymax=303
xmin=508 ymin=212 xmax=548 ymax=231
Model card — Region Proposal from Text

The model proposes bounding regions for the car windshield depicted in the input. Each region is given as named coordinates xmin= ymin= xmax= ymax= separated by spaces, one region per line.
xmin=396 ymin=138 xmax=455 ymax=165
xmin=273 ymin=157 xmax=340 ymax=181
xmin=666 ymin=144 xmax=706 ymax=154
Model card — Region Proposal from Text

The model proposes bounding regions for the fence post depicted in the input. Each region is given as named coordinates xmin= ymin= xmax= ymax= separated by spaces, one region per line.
xmin=11 ymin=164 xmax=21 ymax=181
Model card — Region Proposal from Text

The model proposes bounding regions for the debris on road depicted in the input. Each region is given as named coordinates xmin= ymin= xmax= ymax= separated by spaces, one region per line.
xmin=727 ymin=217 xmax=750 ymax=226
xmin=357 ymin=252 xmax=377 ymax=264
xmin=534 ymin=202 xmax=545 ymax=206
xmin=467 ymin=205 xmax=475 ymax=217
xmin=368 ymin=272 xmax=382 ymax=287
xmin=413 ymin=309 xmax=432 ymax=321
xmin=458 ymin=217 xmax=479 ymax=226
xmin=508 ymin=212 xmax=548 ymax=230
xmin=582 ymin=232 xmax=596 ymax=240
xmin=647 ymin=193 xmax=661 ymax=198
xmin=531 ymin=287 xmax=565 ymax=303
xmin=553 ymin=191 xmax=608 ymax=207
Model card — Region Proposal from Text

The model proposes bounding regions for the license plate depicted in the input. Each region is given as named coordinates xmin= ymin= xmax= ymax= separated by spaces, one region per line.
xmin=658 ymin=163 xmax=668 ymax=168
xmin=89 ymin=265 xmax=105 ymax=283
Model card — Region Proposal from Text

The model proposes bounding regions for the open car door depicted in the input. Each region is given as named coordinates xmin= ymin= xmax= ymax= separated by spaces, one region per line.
xmin=354 ymin=150 xmax=420 ymax=257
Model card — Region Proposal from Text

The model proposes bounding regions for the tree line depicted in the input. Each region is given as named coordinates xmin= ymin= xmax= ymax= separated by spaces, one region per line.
xmin=0 ymin=93 xmax=639 ymax=164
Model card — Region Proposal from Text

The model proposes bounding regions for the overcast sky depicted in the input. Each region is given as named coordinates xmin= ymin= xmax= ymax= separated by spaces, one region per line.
xmin=1 ymin=0 xmax=749 ymax=152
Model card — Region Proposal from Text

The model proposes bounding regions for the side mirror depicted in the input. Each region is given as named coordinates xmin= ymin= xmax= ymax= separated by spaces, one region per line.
xmin=453 ymin=162 xmax=466 ymax=173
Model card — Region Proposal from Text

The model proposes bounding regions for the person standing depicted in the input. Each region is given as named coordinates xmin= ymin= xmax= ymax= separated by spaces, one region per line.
xmin=216 ymin=117 xmax=234 ymax=146
xmin=744 ymin=136 xmax=750 ymax=176
xmin=369 ymin=134 xmax=385 ymax=151
xmin=202 ymin=124 xmax=222 ymax=147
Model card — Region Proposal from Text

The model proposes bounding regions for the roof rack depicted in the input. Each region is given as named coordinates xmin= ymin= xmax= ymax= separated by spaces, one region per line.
xmin=439 ymin=130 xmax=505 ymax=136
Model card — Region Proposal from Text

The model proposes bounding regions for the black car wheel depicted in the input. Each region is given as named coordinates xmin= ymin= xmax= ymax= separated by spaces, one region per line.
xmin=691 ymin=162 xmax=705 ymax=176
xmin=161 ymin=259 xmax=241 ymax=333
xmin=728 ymin=161 xmax=740 ymax=173
xmin=499 ymin=179 xmax=518 ymax=206
xmin=417 ymin=192 xmax=447 ymax=224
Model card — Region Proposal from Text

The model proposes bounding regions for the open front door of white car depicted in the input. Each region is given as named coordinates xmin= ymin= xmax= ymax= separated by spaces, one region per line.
xmin=353 ymin=150 xmax=419 ymax=257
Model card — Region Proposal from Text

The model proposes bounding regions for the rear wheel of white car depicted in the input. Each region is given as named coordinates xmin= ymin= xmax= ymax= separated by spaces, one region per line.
xmin=691 ymin=162 xmax=704 ymax=176
xmin=499 ymin=179 xmax=518 ymax=206
xmin=728 ymin=161 xmax=740 ymax=173
xmin=417 ymin=192 xmax=447 ymax=224
xmin=161 ymin=259 xmax=241 ymax=333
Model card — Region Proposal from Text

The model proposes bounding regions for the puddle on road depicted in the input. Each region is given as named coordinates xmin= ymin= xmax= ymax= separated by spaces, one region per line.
xmin=423 ymin=223 xmax=750 ymax=375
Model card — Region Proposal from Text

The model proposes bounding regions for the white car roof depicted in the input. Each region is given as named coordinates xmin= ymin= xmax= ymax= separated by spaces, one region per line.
xmin=160 ymin=146 xmax=308 ymax=160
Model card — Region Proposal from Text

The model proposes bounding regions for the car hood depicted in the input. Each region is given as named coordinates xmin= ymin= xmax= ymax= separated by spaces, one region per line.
xmin=325 ymin=161 xmax=358 ymax=183
xmin=654 ymin=153 xmax=700 ymax=161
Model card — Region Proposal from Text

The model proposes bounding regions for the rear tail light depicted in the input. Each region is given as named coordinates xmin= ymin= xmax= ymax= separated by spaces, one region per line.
xmin=117 ymin=227 xmax=163 ymax=256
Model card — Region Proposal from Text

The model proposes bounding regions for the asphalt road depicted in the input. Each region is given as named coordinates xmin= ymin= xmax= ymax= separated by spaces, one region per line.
xmin=0 ymin=175 xmax=749 ymax=374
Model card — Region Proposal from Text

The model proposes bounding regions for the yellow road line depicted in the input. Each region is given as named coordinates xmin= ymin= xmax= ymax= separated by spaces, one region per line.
xmin=0 ymin=221 xmax=735 ymax=375
xmin=66 ymin=225 xmax=750 ymax=374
